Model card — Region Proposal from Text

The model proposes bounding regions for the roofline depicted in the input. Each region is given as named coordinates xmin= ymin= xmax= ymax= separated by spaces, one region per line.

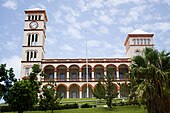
xmin=124 ymin=34 xmax=154 ymax=46
xmin=24 ymin=10 xmax=48 ymax=22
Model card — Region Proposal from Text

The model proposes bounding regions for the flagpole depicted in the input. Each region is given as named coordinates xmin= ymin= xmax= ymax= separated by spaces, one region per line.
xmin=85 ymin=30 xmax=89 ymax=98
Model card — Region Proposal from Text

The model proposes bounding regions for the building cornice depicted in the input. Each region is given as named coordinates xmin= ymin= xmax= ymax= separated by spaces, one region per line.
xmin=41 ymin=58 xmax=131 ymax=64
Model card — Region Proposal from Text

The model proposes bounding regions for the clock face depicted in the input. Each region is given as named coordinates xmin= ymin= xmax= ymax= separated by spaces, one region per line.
xmin=30 ymin=21 xmax=38 ymax=29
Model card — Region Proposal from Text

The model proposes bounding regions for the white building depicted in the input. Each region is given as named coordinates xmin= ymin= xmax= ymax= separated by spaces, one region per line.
xmin=21 ymin=9 xmax=154 ymax=98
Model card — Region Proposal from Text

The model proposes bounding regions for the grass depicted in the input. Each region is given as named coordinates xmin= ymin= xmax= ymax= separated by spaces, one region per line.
xmin=3 ymin=106 xmax=147 ymax=113
xmin=60 ymin=98 xmax=128 ymax=106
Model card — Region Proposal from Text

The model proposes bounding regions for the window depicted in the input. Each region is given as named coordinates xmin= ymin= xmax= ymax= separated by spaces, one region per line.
xmin=148 ymin=39 xmax=151 ymax=45
xmin=28 ymin=34 xmax=31 ymax=46
xmin=144 ymin=39 xmax=147 ymax=45
xmin=25 ymin=67 xmax=30 ymax=76
xmin=96 ymin=73 xmax=101 ymax=79
xmin=39 ymin=15 xmax=42 ymax=20
xmin=27 ymin=34 xmax=38 ymax=46
xmin=26 ymin=50 xmax=37 ymax=61
xmin=31 ymin=15 xmax=34 ymax=20
xmin=71 ymin=73 xmax=77 ymax=79
xmin=140 ymin=39 xmax=143 ymax=45
xmin=60 ymin=73 xmax=65 ymax=79
xmin=28 ymin=15 xmax=31 ymax=20
xmin=133 ymin=39 xmax=136 ymax=45
xmin=72 ymin=92 xmax=77 ymax=98
xmin=27 ymin=51 xmax=29 ymax=61
xmin=137 ymin=39 xmax=139 ymax=45
xmin=35 ymin=15 xmax=37 ymax=20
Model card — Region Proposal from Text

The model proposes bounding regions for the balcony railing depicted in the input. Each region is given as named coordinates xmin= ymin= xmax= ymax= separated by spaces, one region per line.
xmin=41 ymin=77 xmax=129 ymax=82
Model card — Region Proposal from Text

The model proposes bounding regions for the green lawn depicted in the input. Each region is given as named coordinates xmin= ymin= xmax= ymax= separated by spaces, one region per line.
xmin=3 ymin=106 xmax=147 ymax=113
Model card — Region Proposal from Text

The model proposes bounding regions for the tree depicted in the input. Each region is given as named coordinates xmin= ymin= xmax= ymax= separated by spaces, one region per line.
xmin=39 ymin=85 xmax=62 ymax=113
xmin=6 ymin=80 xmax=33 ymax=113
xmin=0 ymin=64 xmax=17 ymax=100
xmin=93 ymin=71 xmax=118 ymax=108
xmin=5 ymin=64 xmax=42 ymax=113
xmin=120 ymin=83 xmax=130 ymax=98
xmin=128 ymin=48 xmax=170 ymax=113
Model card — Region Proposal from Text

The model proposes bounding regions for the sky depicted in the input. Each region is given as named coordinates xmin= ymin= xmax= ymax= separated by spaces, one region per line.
xmin=0 ymin=0 xmax=170 ymax=80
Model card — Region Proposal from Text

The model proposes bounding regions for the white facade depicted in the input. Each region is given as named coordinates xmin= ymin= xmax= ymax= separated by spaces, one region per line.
xmin=21 ymin=9 xmax=154 ymax=98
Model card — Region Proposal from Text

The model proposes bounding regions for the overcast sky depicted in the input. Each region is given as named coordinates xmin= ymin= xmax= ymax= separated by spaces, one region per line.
xmin=0 ymin=0 xmax=170 ymax=80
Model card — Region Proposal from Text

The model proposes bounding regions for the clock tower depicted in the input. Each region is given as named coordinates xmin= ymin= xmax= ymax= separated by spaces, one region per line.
xmin=21 ymin=8 xmax=48 ymax=79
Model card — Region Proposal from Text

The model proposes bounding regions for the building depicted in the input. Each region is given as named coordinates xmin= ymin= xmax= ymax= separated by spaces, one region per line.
xmin=21 ymin=8 xmax=154 ymax=98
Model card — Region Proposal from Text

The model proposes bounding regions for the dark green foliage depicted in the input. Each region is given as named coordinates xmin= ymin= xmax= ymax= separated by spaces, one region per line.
xmin=93 ymin=70 xmax=118 ymax=108
xmin=93 ymin=82 xmax=105 ymax=99
xmin=5 ymin=64 xmax=41 ymax=113
xmin=60 ymin=103 xmax=79 ymax=109
xmin=39 ymin=85 xmax=62 ymax=113
xmin=0 ymin=105 xmax=13 ymax=112
xmin=6 ymin=80 xmax=33 ymax=113
xmin=128 ymin=48 xmax=170 ymax=113
xmin=81 ymin=103 xmax=92 ymax=108
xmin=0 ymin=64 xmax=17 ymax=100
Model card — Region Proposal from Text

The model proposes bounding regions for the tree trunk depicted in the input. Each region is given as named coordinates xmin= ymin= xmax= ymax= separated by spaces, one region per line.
xmin=146 ymin=97 xmax=170 ymax=113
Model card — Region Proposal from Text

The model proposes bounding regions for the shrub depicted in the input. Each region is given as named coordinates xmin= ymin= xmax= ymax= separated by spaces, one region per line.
xmin=1 ymin=106 xmax=13 ymax=112
xmin=81 ymin=103 xmax=92 ymax=108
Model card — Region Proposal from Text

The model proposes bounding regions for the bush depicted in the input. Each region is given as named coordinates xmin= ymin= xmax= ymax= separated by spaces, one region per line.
xmin=81 ymin=103 xmax=92 ymax=108
xmin=1 ymin=106 xmax=13 ymax=112
xmin=58 ymin=103 xmax=79 ymax=110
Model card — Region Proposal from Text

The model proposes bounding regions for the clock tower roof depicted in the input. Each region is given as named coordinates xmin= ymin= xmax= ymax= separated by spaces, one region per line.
xmin=25 ymin=8 xmax=48 ymax=22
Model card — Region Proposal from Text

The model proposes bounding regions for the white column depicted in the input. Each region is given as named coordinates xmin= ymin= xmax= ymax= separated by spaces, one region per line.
xmin=92 ymin=71 xmax=94 ymax=81
xmin=80 ymin=90 xmax=82 ymax=98
xmin=54 ymin=71 xmax=57 ymax=81
xmin=104 ymin=71 xmax=107 ymax=76
xmin=67 ymin=71 xmax=69 ymax=81
xmin=79 ymin=71 xmax=82 ymax=81
xmin=116 ymin=70 xmax=119 ymax=80
xmin=67 ymin=91 xmax=69 ymax=99
xmin=118 ymin=90 xmax=121 ymax=98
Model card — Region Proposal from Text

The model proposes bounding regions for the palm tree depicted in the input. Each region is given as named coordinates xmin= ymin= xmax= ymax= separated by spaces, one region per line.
xmin=128 ymin=48 xmax=170 ymax=113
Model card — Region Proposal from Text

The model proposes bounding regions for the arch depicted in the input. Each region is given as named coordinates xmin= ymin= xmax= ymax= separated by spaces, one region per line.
xmin=81 ymin=84 xmax=93 ymax=98
xmin=69 ymin=64 xmax=80 ymax=69
xmin=94 ymin=64 xmax=104 ymax=80
xmin=81 ymin=64 xmax=92 ymax=81
xmin=68 ymin=83 xmax=80 ymax=98
xmin=69 ymin=65 xmax=80 ymax=81
xmin=106 ymin=64 xmax=117 ymax=79
xmin=57 ymin=65 xmax=67 ymax=81
xmin=93 ymin=64 xmax=104 ymax=69
xmin=43 ymin=65 xmax=55 ymax=71
xmin=118 ymin=64 xmax=129 ymax=79
xmin=57 ymin=84 xmax=67 ymax=98
xmin=44 ymin=65 xmax=55 ymax=81
xmin=68 ymin=83 xmax=81 ymax=90
xmin=57 ymin=65 xmax=67 ymax=70
xmin=81 ymin=84 xmax=94 ymax=90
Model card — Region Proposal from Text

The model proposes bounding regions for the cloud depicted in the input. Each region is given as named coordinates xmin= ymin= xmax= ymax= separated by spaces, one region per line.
xmin=99 ymin=14 xmax=113 ymax=25
xmin=87 ymin=40 xmax=101 ymax=47
xmin=46 ymin=36 xmax=58 ymax=46
xmin=99 ymin=26 xmax=109 ymax=34
xmin=2 ymin=0 xmax=17 ymax=10
xmin=67 ymin=26 xmax=82 ymax=39
xmin=119 ymin=27 xmax=134 ymax=34
xmin=0 ymin=55 xmax=21 ymax=79
xmin=52 ymin=11 xmax=64 ymax=24
xmin=142 ymin=22 xmax=170 ymax=32
xmin=61 ymin=44 xmax=73 ymax=51
xmin=120 ymin=5 xmax=147 ymax=25
xmin=3 ymin=37 xmax=20 ymax=51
